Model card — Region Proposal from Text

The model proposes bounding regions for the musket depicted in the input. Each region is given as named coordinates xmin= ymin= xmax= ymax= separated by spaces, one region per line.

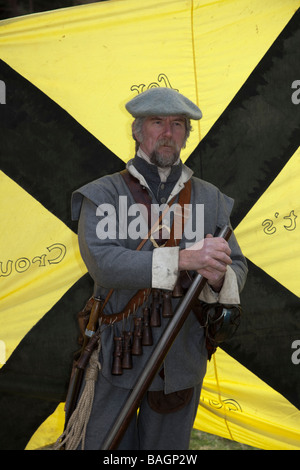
xmin=64 ymin=297 xmax=103 ymax=428
xmin=100 ymin=225 xmax=232 ymax=450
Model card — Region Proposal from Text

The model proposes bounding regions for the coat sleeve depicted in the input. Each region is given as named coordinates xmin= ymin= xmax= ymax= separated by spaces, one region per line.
xmin=72 ymin=175 xmax=181 ymax=292
xmin=76 ymin=196 xmax=154 ymax=290
xmin=197 ymin=183 xmax=248 ymax=304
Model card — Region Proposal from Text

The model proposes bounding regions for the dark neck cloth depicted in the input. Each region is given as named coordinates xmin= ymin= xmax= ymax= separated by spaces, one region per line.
xmin=132 ymin=155 xmax=182 ymax=205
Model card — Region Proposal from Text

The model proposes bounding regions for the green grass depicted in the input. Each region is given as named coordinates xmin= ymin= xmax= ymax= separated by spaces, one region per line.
xmin=189 ymin=429 xmax=259 ymax=450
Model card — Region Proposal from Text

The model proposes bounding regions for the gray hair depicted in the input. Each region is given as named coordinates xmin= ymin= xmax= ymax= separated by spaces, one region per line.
xmin=132 ymin=116 xmax=192 ymax=153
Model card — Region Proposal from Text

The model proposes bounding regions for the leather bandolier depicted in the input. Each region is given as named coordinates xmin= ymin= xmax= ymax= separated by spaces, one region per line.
xmin=78 ymin=169 xmax=192 ymax=332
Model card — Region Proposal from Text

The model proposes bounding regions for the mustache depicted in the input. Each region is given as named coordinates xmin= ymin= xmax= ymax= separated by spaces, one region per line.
xmin=155 ymin=138 xmax=180 ymax=152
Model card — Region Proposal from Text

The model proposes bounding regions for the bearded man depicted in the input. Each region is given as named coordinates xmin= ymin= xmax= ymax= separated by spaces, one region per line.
xmin=70 ymin=87 xmax=247 ymax=450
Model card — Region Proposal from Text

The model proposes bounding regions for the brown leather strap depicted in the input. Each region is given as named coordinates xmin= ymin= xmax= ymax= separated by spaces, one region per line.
xmin=121 ymin=169 xmax=152 ymax=228
xmin=99 ymin=287 xmax=152 ymax=324
xmin=166 ymin=177 xmax=191 ymax=247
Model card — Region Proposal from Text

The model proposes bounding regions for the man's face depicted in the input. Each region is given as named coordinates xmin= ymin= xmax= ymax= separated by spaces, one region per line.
xmin=137 ymin=115 xmax=187 ymax=168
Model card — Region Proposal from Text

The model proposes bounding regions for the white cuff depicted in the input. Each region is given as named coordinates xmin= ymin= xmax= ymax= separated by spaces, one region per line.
xmin=199 ymin=265 xmax=240 ymax=304
xmin=199 ymin=283 xmax=219 ymax=303
xmin=152 ymin=246 xmax=180 ymax=291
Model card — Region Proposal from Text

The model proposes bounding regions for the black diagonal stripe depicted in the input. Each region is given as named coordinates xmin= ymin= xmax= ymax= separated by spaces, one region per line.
xmin=0 ymin=60 xmax=124 ymax=232
xmin=222 ymin=259 xmax=300 ymax=410
xmin=187 ymin=8 xmax=300 ymax=229
xmin=0 ymin=273 xmax=93 ymax=450
xmin=186 ymin=8 xmax=300 ymax=411
xmin=0 ymin=393 xmax=58 ymax=450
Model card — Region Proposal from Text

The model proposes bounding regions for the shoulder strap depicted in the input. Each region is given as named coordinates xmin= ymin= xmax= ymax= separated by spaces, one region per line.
xmin=121 ymin=168 xmax=191 ymax=248
xmin=121 ymin=169 xmax=152 ymax=210
xmin=120 ymin=169 xmax=152 ymax=228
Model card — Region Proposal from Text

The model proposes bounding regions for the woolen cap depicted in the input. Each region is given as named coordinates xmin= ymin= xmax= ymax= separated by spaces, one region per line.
xmin=125 ymin=88 xmax=202 ymax=120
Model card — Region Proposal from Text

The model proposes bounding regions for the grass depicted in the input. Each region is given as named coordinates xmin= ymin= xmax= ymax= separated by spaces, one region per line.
xmin=41 ymin=429 xmax=259 ymax=450
xmin=189 ymin=429 xmax=259 ymax=450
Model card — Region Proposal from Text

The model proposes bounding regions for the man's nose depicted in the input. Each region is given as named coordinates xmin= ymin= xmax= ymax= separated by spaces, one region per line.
xmin=162 ymin=122 xmax=172 ymax=137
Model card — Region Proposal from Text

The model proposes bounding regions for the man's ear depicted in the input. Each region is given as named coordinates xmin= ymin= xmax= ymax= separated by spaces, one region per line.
xmin=132 ymin=122 xmax=140 ymax=143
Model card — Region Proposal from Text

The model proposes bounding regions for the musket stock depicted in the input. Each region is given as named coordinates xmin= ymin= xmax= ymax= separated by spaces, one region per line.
xmin=100 ymin=225 xmax=232 ymax=450
xmin=64 ymin=297 xmax=102 ymax=428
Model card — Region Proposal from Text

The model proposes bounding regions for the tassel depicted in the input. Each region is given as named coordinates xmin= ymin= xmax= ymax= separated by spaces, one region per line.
xmin=53 ymin=341 xmax=101 ymax=450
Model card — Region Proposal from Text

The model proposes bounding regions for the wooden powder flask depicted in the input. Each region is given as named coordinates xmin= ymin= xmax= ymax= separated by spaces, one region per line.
xmin=122 ymin=331 xmax=133 ymax=370
xmin=131 ymin=317 xmax=143 ymax=355
xmin=162 ymin=291 xmax=173 ymax=318
xmin=142 ymin=306 xmax=153 ymax=346
xmin=150 ymin=289 xmax=161 ymax=327
xmin=111 ymin=336 xmax=123 ymax=376
xmin=172 ymin=277 xmax=183 ymax=297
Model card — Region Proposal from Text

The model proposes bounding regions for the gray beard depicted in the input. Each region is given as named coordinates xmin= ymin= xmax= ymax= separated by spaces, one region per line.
xmin=149 ymin=139 xmax=181 ymax=168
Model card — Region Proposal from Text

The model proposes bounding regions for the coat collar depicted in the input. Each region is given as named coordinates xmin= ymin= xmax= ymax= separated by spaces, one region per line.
xmin=126 ymin=157 xmax=193 ymax=203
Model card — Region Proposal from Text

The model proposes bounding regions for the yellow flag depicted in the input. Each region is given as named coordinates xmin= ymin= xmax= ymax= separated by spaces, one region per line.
xmin=0 ymin=0 xmax=299 ymax=451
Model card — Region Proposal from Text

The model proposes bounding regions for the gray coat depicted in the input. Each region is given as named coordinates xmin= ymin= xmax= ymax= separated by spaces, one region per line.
xmin=71 ymin=160 xmax=247 ymax=393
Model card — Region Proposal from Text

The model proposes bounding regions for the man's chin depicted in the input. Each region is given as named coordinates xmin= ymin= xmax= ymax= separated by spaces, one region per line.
xmin=150 ymin=150 xmax=179 ymax=168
